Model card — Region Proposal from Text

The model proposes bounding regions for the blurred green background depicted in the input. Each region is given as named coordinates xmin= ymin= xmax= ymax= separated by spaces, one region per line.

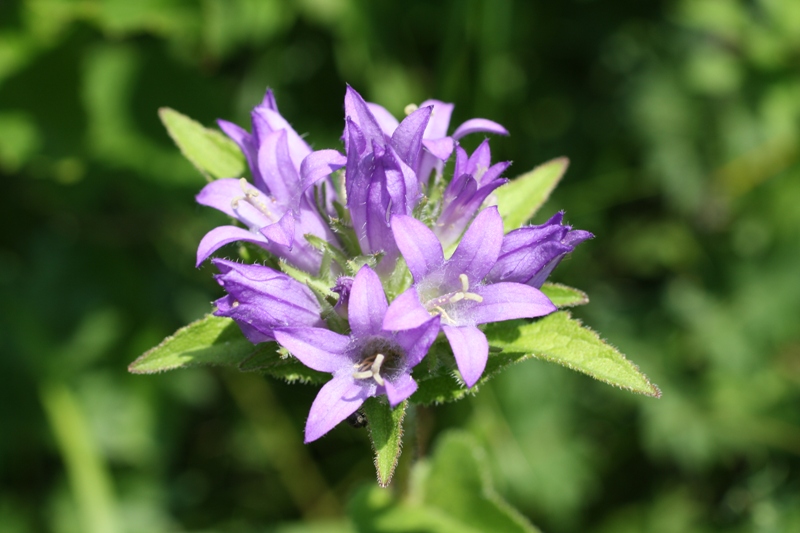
xmin=2 ymin=0 xmax=800 ymax=531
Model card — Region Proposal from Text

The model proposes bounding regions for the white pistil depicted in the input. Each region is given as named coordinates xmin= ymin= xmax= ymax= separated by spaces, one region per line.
xmin=353 ymin=353 xmax=386 ymax=386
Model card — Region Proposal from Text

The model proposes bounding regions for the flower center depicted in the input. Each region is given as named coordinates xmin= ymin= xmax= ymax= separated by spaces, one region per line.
xmin=352 ymin=338 xmax=403 ymax=386
xmin=425 ymin=273 xmax=483 ymax=325
xmin=230 ymin=178 xmax=280 ymax=224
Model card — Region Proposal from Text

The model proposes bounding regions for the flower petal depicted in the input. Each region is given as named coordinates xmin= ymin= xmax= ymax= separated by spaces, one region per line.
xmin=391 ymin=105 xmax=432 ymax=169
xmin=299 ymin=149 xmax=346 ymax=193
xmin=259 ymin=211 xmax=295 ymax=248
xmin=442 ymin=325 xmax=488 ymax=388
xmin=384 ymin=373 xmax=418 ymax=407
xmin=445 ymin=206 xmax=503 ymax=284
xmin=344 ymin=86 xmax=385 ymax=146
xmin=390 ymin=214 xmax=444 ymax=281
xmin=348 ymin=265 xmax=388 ymax=337
xmin=305 ymin=376 xmax=370 ymax=443
xmin=383 ymin=287 xmax=432 ymax=331
xmin=273 ymin=327 xmax=350 ymax=372
xmin=469 ymin=282 xmax=556 ymax=324
xmin=452 ymin=118 xmax=509 ymax=140
xmin=422 ymin=137 xmax=455 ymax=161
xmin=252 ymin=106 xmax=312 ymax=169
xmin=366 ymin=102 xmax=400 ymax=135
xmin=393 ymin=316 xmax=441 ymax=368
xmin=196 ymin=225 xmax=267 ymax=266
xmin=258 ymin=130 xmax=301 ymax=205
xmin=419 ymin=99 xmax=454 ymax=139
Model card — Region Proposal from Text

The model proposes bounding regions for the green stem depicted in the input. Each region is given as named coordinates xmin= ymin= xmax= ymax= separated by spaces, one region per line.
xmin=39 ymin=381 xmax=120 ymax=533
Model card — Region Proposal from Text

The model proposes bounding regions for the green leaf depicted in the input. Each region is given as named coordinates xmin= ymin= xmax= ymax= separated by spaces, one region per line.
xmin=495 ymin=157 xmax=569 ymax=233
xmin=128 ymin=315 xmax=256 ymax=374
xmin=484 ymin=311 xmax=661 ymax=397
xmin=347 ymin=430 xmax=541 ymax=532
xmin=540 ymin=282 xmax=589 ymax=308
xmin=158 ymin=107 xmax=245 ymax=180
xmin=422 ymin=432 xmax=542 ymax=533
xmin=363 ymin=397 xmax=407 ymax=487
xmin=238 ymin=345 xmax=329 ymax=384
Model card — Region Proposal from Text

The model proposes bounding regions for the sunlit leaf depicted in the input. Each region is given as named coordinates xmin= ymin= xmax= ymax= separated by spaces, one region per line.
xmin=128 ymin=315 xmax=256 ymax=374
xmin=495 ymin=157 xmax=569 ymax=233
xmin=541 ymin=282 xmax=589 ymax=308
xmin=238 ymin=345 xmax=329 ymax=384
xmin=158 ymin=107 xmax=245 ymax=180
xmin=363 ymin=397 xmax=407 ymax=487
xmin=484 ymin=311 xmax=661 ymax=397
xmin=348 ymin=431 xmax=541 ymax=532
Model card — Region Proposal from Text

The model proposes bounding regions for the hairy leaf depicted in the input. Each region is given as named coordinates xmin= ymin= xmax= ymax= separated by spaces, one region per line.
xmin=158 ymin=107 xmax=245 ymax=180
xmin=541 ymin=282 xmax=589 ymax=308
xmin=238 ymin=345 xmax=329 ymax=384
xmin=129 ymin=315 xmax=256 ymax=374
xmin=484 ymin=311 xmax=661 ymax=397
xmin=495 ymin=157 xmax=569 ymax=232
xmin=363 ymin=397 xmax=407 ymax=487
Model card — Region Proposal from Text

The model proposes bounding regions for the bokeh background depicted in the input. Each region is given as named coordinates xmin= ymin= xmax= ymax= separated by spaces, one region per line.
xmin=2 ymin=0 xmax=800 ymax=531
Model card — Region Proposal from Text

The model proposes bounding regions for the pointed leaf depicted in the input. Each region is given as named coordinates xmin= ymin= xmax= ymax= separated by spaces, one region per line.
xmin=159 ymin=107 xmax=245 ymax=180
xmin=129 ymin=315 xmax=256 ymax=374
xmin=238 ymin=345 xmax=329 ymax=384
xmin=495 ymin=157 xmax=568 ymax=233
xmin=347 ymin=431 xmax=541 ymax=532
xmin=540 ymin=282 xmax=589 ymax=308
xmin=484 ymin=311 xmax=661 ymax=397
xmin=363 ymin=397 xmax=407 ymax=487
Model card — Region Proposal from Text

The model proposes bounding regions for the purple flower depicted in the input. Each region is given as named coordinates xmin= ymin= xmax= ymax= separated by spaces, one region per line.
xmin=487 ymin=212 xmax=594 ymax=288
xmin=365 ymin=98 xmax=508 ymax=185
xmin=435 ymin=139 xmax=510 ymax=248
xmin=197 ymin=90 xmax=346 ymax=273
xmin=383 ymin=207 xmax=556 ymax=387
xmin=274 ymin=265 xmax=439 ymax=443
xmin=343 ymin=87 xmax=432 ymax=271
xmin=212 ymin=258 xmax=324 ymax=344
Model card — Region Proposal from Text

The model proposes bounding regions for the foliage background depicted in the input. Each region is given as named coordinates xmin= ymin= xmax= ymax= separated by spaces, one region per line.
xmin=2 ymin=0 xmax=800 ymax=531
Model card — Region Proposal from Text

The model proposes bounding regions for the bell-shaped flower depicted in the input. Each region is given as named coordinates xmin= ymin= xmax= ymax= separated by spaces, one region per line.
xmin=383 ymin=207 xmax=556 ymax=388
xmin=343 ymin=87 xmax=432 ymax=272
xmin=274 ymin=265 xmax=440 ymax=443
xmin=486 ymin=212 xmax=594 ymax=288
xmin=363 ymin=96 xmax=508 ymax=185
xmin=212 ymin=259 xmax=325 ymax=344
xmin=196 ymin=130 xmax=346 ymax=274
xmin=435 ymin=139 xmax=510 ymax=249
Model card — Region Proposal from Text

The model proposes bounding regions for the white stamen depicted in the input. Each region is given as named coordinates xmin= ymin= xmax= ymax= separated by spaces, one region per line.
xmin=459 ymin=273 xmax=470 ymax=292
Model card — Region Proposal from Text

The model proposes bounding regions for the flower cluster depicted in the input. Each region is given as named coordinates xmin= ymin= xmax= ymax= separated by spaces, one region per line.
xmin=198 ymin=86 xmax=591 ymax=442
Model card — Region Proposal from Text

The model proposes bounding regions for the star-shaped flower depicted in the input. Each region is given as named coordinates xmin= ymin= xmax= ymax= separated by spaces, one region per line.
xmin=274 ymin=265 xmax=439 ymax=443
xmin=383 ymin=207 xmax=556 ymax=387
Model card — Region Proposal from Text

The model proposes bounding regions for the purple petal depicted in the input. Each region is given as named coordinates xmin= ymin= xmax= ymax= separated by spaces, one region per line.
xmin=196 ymin=225 xmax=268 ymax=266
xmin=465 ymin=139 xmax=492 ymax=178
xmin=392 ymin=316 xmax=441 ymax=368
xmin=383 ymin=288 xmax=432 ymax=331
xmin=419 ymin=99 xmax=454 ymax=139
xmin=344 ymin=86 xmax=386 ymax=146
xmin=196 ymin=178 xmax=247 ymax=219
xmin=391 ymin=215 xmax=444 ymax=281
xmin=273 ymin=327 xmax=350 ymax=372
xmin=422 ymin=137 xmax=455 ymax=161
xmin=366 ymin=103 xmax=400 ymax=135
xmin=348 ymin=265 xmax=388 ymax=338
xmin=445 ymin=206 xmax=503 ymax=284
xmin=442 ymin=325 xmax=488 ymax=388
xmin=259 ymin=211 xmax=295 ymax=248
xmin=392 ymin=105 xmax=432 ymax=169
xmin=252 ymin=106 xmax=312 ymax=169
xmin=257 ymin=130 xmax=301 ymax=205
xmin=261 ymin=88 xmax=279 ymax=111
xmin=384 ymin=374 xmax=418 ymax=407
xmin=300 ymin=149 xmax=346 ymax=193
xmin=469 ymin=283 xmax=556 ymax=324
xmin=305 ymin=376 xmax=370 ymax=443
xmin=452 ymin=118 xmax=509 ymax=140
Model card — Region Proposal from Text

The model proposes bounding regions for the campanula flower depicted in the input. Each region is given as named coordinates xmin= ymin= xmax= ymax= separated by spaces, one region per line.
xmin=487 ymin=212 xmax=594 ymax=288
xmin=274 ymin=265 xmax=439 ymax=442
xmin=435 ymin=139 xmax=510 ymax=248
xmin=383 ymin=207 xmax=556 ymax=387
xmin=212 ymin=258 xmax=324 ymax=344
